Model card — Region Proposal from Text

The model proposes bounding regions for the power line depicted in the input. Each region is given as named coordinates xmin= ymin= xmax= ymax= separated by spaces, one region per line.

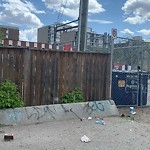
xmin=59 ymin=0 xmax=68 ymax=21
xmin=56 ymin=4 xmax=62 ymax=23
xmin=56 ymin=0 xmax=68 ymax=23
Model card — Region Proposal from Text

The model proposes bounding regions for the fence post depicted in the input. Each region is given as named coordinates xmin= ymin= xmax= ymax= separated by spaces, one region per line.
xmin=23 ymin=48 xmax=31 ymax=106
xmin=109 ymin=36 xmax=114 ymax=100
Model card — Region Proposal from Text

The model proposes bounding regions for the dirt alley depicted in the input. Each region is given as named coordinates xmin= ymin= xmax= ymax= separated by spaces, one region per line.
xmin=0 ymin=106 xmax=150 ymax=150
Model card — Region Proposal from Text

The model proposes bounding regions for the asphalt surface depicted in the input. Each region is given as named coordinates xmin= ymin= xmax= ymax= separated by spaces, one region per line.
xmin=0 ymin=107 xmax=150 ymax=150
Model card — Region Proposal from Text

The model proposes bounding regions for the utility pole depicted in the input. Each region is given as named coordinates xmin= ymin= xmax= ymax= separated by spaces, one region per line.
xmin=109 ymin=29 xmax=117 ymax=100
xmin=77 ymin=0 xmax=89 ymax=51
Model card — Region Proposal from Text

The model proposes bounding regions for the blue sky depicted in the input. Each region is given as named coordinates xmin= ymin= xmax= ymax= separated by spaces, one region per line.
xmin=0 ymin=0 xmax=150 ymax=42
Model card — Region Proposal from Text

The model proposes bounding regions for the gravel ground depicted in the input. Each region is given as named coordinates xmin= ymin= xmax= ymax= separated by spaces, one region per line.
xmin=0 ymin=107 xmax=150 ymax=150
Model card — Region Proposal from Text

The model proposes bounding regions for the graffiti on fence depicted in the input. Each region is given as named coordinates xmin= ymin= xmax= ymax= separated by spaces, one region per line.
xmin=83 ymin=101 xmax=105 ymax=115
xmin=25 ymin=106 xmax=56 ymax=120
xmin=5 ymin=109 xmax=22 ymax=122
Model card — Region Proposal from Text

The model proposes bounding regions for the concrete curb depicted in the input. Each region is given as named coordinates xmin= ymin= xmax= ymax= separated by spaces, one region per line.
xmin=0 ymin=100 xmax=119 ymax=125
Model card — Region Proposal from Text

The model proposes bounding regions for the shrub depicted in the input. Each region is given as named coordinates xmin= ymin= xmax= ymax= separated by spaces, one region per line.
xmin=61 ymin=88 xmax=84 ymax=103
xmin=0 ymin=80 xmax=24 ymax=109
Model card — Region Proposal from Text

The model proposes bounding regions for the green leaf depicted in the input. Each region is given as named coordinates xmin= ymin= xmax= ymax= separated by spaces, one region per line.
xmin=61 ymin=88 xmax=84 ymax=104
xmin=0 ymin=80 xmax=24 ymax=109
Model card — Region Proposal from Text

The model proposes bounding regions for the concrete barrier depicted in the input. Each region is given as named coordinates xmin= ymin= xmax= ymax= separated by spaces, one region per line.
xmin=0 ymin=100 xmax=119 ymax=125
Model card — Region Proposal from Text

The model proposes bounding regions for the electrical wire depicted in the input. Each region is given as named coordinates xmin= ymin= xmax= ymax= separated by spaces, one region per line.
xmin=56 ymin=0 xmax=68 ymax=23
xmin=56 ymin=4 xmax=62 ymax=23
xmin=59 ymin=0 xmax=68 ymax=22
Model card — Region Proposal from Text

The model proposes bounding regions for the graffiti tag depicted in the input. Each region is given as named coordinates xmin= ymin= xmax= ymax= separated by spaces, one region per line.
xmin=83 ymin=101 xmax=105 ymax=115
xmin=25 ymin=106 xmax=56 ymax=120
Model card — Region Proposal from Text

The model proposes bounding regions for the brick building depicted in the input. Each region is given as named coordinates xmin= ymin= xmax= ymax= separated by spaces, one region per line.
xmin=2 ymin=39 xmax=53 ymax=50
xmin=0 ymin=25 xmax=19 ymax=41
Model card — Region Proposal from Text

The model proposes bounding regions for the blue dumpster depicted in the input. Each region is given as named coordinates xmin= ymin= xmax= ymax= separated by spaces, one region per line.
xmin=112 ymin=71 xmax=148 ymax=106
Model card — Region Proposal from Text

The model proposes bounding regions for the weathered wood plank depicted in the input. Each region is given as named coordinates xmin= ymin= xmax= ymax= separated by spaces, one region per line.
xmin=40 ymin=50 xmax=47 ymax=105
xmin=17 ymin=49 xmax=24 ymax=97
xmin=29 ymin=50 xmax=35 ymax=105
xmin=44 ymin=51 xmax=52 ymax=104
xmin=58 ymin=52 xmax=65 ymax=102
xmin=0 ymin=47 xmax=111 ymax=106
xmin=76 ymin=53 xmax=82 ymax=90
xmin=85 ymin=53 xmax=90 ymax=101
xmin=23 ymin=49 xmax=31 ymax=106
xmin=34 ymin=50 xmax=41 ymax=105
xmin=2 ymin=48 xmax=9 ymax=80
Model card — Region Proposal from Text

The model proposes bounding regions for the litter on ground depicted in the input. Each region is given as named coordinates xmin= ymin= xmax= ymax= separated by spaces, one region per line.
xmin=81 ymin=135 xmax=91 ymax=143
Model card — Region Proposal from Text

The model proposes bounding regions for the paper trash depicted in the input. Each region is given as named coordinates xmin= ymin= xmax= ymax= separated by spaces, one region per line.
xmin=81 ymin=135 xmax=91 ymax=143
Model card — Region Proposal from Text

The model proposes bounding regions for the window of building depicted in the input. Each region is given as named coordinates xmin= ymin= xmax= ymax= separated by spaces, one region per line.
xmin=34 ymin=43 xmax=37 ymax=48
xmin=9 ymin=40 xmax=13 ymax=46
xmin=6 ymin=29 xmax=9 ymax=34
xmin=26 ymin=42 xmax=29 ymax=47
xmin=17 ymin=41 xmax=21 ymax=46
xmin=42 ymin=44 xmax=45 ymax=49
xmin=49 ymin=44 xmax=52 ymax=49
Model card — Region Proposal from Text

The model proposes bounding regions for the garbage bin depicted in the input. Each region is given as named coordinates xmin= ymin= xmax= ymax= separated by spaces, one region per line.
xmin=111 ymin=70 xmax=148 ymax=106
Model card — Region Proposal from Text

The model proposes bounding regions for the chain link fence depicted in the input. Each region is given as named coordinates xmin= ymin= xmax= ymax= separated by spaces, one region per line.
xmin=113 ymin=37 xmax=150 ymax=72
xmin=112 ymin=37 xmax=150 ymax=106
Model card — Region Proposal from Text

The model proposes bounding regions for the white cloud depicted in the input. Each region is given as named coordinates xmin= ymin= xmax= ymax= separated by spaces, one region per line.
xmin=42 ymin=0 xmax=105 ymax=19
xmin=121 ymin=28 xmax=134 ymax=35
xmin=88 ymin=19 xmax=113 ymax=24
xmin=137 ymin=29 xmax=150 ymax=35
xmin=88 ymin=0 xmax=105 ymax=14
xmin=0 ymin=0 xmax=44 ymax=27
xmin=123 ymin=16 xmax=147 ymax=24
xmin=122 ymin=0 xmax=150 ymax=24
xmin=20 ymin=28 xmax=37 ymax=42
xmin=23 ymin=0 xmax=45 ymax=14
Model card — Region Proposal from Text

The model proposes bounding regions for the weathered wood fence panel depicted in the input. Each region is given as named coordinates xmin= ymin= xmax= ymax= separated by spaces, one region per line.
xmin=0 ymin=47 xmax=111 ymax=106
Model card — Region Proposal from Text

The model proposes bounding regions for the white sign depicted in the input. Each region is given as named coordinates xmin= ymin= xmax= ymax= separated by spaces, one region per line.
xmin=112 ymin=28 xmax=117 ymax=38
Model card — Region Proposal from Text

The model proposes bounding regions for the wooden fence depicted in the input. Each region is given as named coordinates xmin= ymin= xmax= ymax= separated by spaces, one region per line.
xmin=0 ymin=47 xmax=111 ymax=106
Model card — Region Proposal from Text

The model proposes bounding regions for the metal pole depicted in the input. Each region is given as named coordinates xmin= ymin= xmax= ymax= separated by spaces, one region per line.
xmin=137 ymin=68 xmax=140 ymax=106
xmin=77 ymin=0 xmax=82 ymax=51
xmin=77 ymin=0 xmax=89 ymax=51
xmin=109 ymin=36 xmax=114 ymax=100
xmin=141 ymin=41 xmax=144 ymax=71
xmin=140 ymin=42 xmax=143 ymax=106
xmin=53 ymin=25 xmax=57 ymax=50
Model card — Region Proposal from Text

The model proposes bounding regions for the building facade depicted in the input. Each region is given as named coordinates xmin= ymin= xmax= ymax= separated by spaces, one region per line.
xmin=86 ymin=27 xmax=103 ymax=47
xmin=38 ymin=23 xmax=103 ymax=51
xmin=0 ymin=25 xmax=19 ymax=41
xmin=37 ymin=23 xmax=68 ymax=44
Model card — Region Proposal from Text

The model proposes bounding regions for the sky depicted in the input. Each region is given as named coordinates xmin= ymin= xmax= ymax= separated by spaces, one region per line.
xmin=0 ymin=0 xmax=150 ymax=42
